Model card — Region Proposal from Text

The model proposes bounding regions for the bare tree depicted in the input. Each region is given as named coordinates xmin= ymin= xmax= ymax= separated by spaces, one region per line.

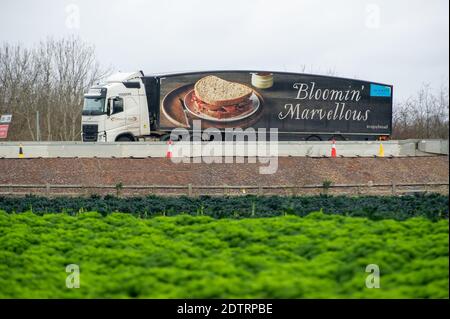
xmin=0 ymin=36 xmax=110 ymax=141
xmin=392 ymin=83 xmax=449 ymax=139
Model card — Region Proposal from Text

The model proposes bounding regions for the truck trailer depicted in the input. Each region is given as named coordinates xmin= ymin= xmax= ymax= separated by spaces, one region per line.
xmin=81 ymin=70 xmax=393 ymax=142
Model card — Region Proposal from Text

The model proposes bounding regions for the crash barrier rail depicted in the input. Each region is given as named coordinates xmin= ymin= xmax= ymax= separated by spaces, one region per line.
xmin=0 ymin=139 xmax=448 ymax=158
xmin=0 ymin=182 xmax=448 ymax=197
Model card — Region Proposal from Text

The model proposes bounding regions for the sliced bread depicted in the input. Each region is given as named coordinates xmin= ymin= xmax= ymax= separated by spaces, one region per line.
xmin=194 ymin=75 xmax=253 ymax=107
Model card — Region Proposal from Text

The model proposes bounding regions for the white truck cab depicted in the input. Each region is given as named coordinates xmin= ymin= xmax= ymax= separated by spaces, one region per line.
xmin=82 ymin=71 xmax=151 ymax=142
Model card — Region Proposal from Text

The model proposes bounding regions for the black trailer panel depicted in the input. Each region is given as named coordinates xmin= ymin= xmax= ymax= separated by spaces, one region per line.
xmin=154 ymin=71 xmax=392 ymax=139
xmin=142 ymin=76 xmax=160 ymax=131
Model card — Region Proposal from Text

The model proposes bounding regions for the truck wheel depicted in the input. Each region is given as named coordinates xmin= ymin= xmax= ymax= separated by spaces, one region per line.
xmin=328 ymin=135 xmax=346 ymax=141
xmin=116 ymin=135 xmax=134 ymax=142
xmin=161 ymin=134 xmax=189 ymax=141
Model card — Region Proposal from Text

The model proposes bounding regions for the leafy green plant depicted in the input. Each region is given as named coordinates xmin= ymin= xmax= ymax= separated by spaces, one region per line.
xmin=322 ymin=180 xmax=333 ymax=194
xmin=115 ymin=182 xmax=123 ymax=197
xmin=0 ymin=212 xmax=447 ymax=298
xmin=0 ymin=194 xmax=447 ymax=221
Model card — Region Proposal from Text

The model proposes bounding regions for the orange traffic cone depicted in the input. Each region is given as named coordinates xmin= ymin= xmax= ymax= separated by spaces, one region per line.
xmin=166 ymin=140 xmax=173 ymax=159
xmin=331 ymin=138 xmax=337 ymax=158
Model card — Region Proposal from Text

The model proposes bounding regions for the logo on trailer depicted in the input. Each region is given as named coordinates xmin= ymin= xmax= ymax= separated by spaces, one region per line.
xmin=370 ymin=84 xmax=391 ymax=97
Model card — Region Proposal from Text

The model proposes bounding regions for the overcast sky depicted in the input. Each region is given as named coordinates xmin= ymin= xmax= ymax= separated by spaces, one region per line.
xmin=0 ymin=0 xmax=448 ymax=101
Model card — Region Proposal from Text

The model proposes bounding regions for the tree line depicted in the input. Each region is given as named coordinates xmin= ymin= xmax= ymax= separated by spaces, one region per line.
xmin=391 ymin=83 xmax=449 ymax=139
xmin=0 ymin=37 xmax=108 ymax=141
xmin=0 ymin=37 xmax=448 ymax=141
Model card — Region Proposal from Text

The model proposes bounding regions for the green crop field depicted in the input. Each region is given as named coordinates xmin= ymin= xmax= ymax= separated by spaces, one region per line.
xmin=0 ymin=193 xmax=448 ymax=220
xmin=0 ymin=211 xmax=448 ymax=298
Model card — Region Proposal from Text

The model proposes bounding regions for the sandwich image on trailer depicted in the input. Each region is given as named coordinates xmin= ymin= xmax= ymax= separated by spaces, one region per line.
xmin=187 ymin=76 xmax=258 ymax=120
xmin=81 ymin=70 xmax=393 ymax=142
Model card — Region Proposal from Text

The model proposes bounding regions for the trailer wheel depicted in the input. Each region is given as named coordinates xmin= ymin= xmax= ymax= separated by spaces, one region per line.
xmin=306 ymin=135 xmax=322 ymax=141
xmin=328 ymin=135 xmax=346 ymax=141
xmin=161 ymin=133 xmax=189 ymax=141
xmin=160 ymin=134 xmax=171 ymax=141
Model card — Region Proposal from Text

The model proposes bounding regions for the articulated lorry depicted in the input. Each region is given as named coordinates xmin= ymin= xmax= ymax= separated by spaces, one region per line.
xmin=81 ymin=70 xmax=392 ymax=142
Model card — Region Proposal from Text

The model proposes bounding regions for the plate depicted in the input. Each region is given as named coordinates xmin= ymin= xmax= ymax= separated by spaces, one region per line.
xmin=183 ymin=90 xmax=260 ymax=122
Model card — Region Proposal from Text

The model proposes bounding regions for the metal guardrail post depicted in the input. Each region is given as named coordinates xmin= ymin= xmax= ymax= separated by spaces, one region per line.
xmin=0 ymin=182 xmax=448 ymax=196
xmin=258 ymin=185 xmax=263 ymax=196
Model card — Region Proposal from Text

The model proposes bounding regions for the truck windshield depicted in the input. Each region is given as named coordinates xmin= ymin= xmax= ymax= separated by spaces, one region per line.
xmin=83 ymin=97 xmax=106 ymax=115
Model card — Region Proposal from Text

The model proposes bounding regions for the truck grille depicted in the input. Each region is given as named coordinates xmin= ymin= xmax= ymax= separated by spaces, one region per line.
xmin=82 ymin=124 xmax=98 ymax=142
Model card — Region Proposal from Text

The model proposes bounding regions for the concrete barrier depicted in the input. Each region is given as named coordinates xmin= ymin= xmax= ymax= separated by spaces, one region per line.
xmin=418 ymin=139 xmax=449 ymax=155
xmin=0 ymin=139 xmax=447 ymax=159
